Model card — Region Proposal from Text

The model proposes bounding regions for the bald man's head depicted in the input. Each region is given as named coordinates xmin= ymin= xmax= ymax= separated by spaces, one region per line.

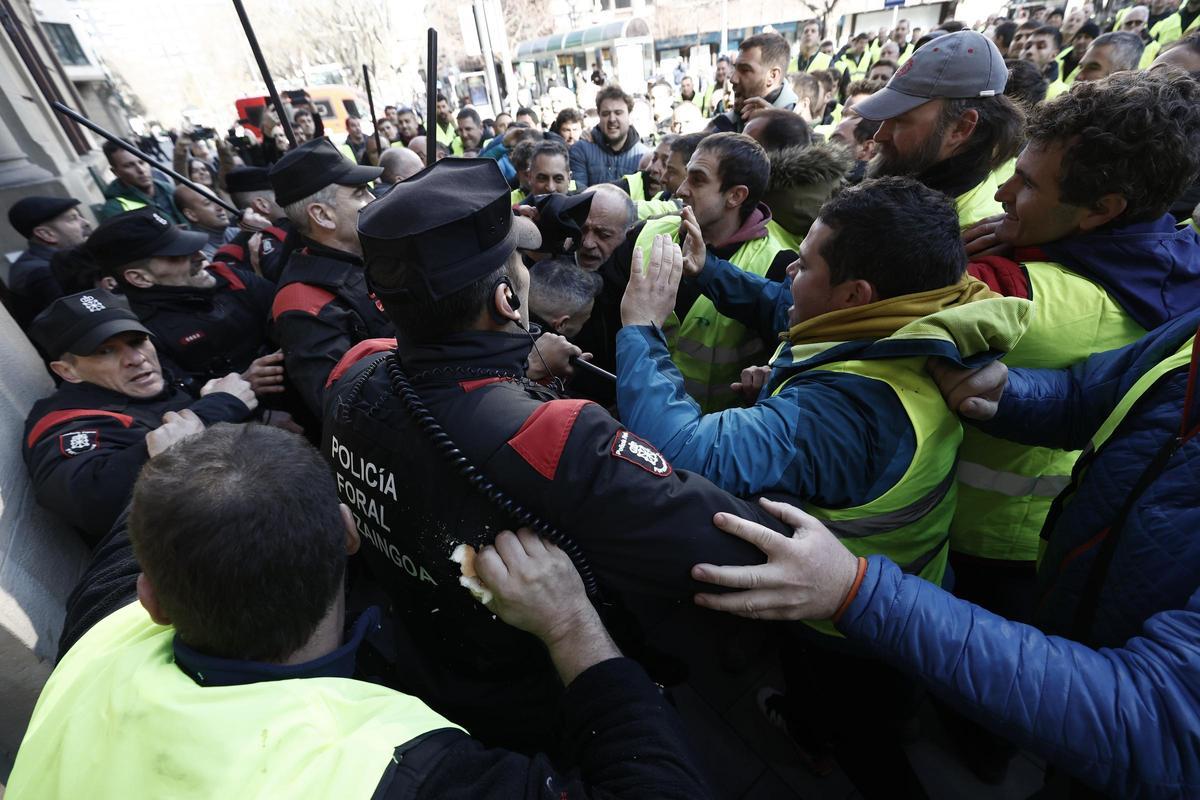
xmin=379 ymin=147 xmax=424 ymax=183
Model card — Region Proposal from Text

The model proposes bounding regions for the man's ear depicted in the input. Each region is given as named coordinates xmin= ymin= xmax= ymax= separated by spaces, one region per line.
xmin=251 ymin=197 xmax=271 ymax=217
xmin=1078 ymin=193 xmax=1128 ymax=232
xmin=123 ymin=266 xmax=155 ymax=289
xmin=834 ymin=278 xmax=878 ymax=310
xmin=549 ymin=313 xmax=570 ymax=334
xmin=340 ymin=503 xmax=360 ymax=555
xmin=768 ymin=65 xmax=783 ymax=89
xmin=493 ymin=281 xmax=521 ymax=324
xmin=725 ymin=184 xmax=750 ymax=209
xmin=137 ymin=572 xmax=171 ymax=626
xmin=30 ymin=223 xmax=58 ymax=247
xmin=50 ymin=358 xmax=83 ymax=384
xmin=309 ymin=202 xmax=336 ymax=232
xmin=181 ymin=206 xmax=200 ymax=224
xmin=945 ymin=108 xmax=980 ymax=154
xmin=98 ymin=276 xmax=119 ymax=291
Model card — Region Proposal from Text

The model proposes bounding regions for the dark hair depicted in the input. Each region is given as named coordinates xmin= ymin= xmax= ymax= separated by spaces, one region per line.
xmin=938 ymin=20 xmax=967 ymax=32
xmin=528 ymin=256 xmax=603 ymax=320
xmin=1026 ymin=69 xmax=1200 ymax=224
xmin=750 ymin=109 xmax=812 ymax=151
xmin=845 ymin=77 xmax=886 ymax=99
xmin=102 ymin=139 xmax=135 ymax=163
xmin=994 ymin=20 xmax=1019 ymax=49
xmin=853 ymin=116 xmax=882 ymax=145
xmin=436 ymin=92 xmax=448 ymax=103
xmin=516 ymin=106 xmax=538 ymax=120
xmin=596 ymin=85 xmax=634 ymax=111
xmin=695 ymin=133 xmax=770 ymax=220
xmin=456 ymin=107 xmax=481 ymax=126
xmin=1003 ymin=58 xmax=1048 ymax=110
xmin=915 ymin=29 xmax=947 ymax=49
xmin=129 ymin=424 xmax=347 ymax=662
xmin=555 ymin=107 xmax=583 ymax=128
xmin=670 ymin=131 xmax=710 ymax=164
xmin=529 ymin=139 xmax=570 ymax=169
xmin=1077 ymin=21 xmax=1101 ymax=39
xmin=1030 ymin=24 xmax=1063 ymax=49
xmin=790 ymin=72 xmax=821 ymax=109
xmin=818 ymin=177 xmax=965 ymax=298
xmin=1017 ymin=19 xmax=1042 ymax=31
xmin=50 ymin=245 xmax=104 ymax=295
xmin=801 ymin=18 xmax=820 ymax=32
xmin=938 ymin=93 xmax=1025 ymax=174
xmin=812 ymin=69 xmax=837 ymax=93
xmin=293 ymin=108 xmax=312 ymax=122
xmin=1088 ymin=31 xmax=1146 ymax=72
xmin=383 ymin=264 xmax=511 ymax=342
xmin=739 ymin=32 xmax=791 ymax=71
xmin=868 ymin=58 xmax=898 ymax=75
xmin=511 ymin=139 xmax=540 ymax=172
xmin=384 ymin=105 xmax=396 ymax=112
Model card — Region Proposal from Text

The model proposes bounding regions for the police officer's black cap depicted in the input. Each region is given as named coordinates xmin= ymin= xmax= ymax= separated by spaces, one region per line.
xmin=8 ymin=196 xmax=80 ymax=239
xmin=268 ymin=138 xmax=382 ymax=206
xmin=224 ymin=166 xmax=272 ymax=194
xmin=86 ymin=209 xmax=208 ymax=271
xmin=29 ymin=288 xmax=152 ymax=358
xmin=358 ymin=158 xmax=538 ymax=303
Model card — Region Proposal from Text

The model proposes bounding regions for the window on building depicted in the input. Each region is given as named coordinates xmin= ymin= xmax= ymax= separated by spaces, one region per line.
xmin=42 ymin=23 xmax=89 ymax=66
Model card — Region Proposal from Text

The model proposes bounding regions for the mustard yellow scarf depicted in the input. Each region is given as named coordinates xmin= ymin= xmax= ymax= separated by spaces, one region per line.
xmin=784 ymin=275 xmax=1001 ymax=345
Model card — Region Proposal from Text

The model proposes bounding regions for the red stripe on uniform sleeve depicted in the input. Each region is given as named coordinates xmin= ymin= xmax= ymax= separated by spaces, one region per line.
xmin=325 ymin=338 xmax=398 ymax=388
xmin=506 ymin=399 xmax=592 ymax=481
xmin=27 ymin=409 xmax=134 ymax=449
xmin=208 ymin=260 xmax=246 ymax=290
xmin=271 ymin=283 xmax=337 ymax=321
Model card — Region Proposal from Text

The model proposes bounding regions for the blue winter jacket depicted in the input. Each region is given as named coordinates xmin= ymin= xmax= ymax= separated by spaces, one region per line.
xmin=568 ymin=125 xmax=650 ymax=191
xmin=836 ymin=311 xmax=1200 ymax=798
xmin=980 ymin=309 xmax=1200 ymax=647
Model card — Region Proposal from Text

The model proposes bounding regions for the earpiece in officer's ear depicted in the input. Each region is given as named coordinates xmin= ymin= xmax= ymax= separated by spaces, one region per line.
xmin=489 ymin=276 xmax=520 ymax=326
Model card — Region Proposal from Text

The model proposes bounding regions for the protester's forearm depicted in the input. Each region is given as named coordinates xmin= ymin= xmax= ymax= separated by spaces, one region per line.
xmin=543 ymin=612 xmax=620 ymax=686
xmin=696 ymin=251 xmax=789 ymax=341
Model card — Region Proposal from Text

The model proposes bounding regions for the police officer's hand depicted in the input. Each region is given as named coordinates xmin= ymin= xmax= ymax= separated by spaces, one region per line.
xmin=241 ymin=350 xmax=286 ymax=396
xmin=201 ymin=372 xmax=259 ymax=412
xmin=962 ymin=214 xmax=1011 ymax=258
xmin=237 ymin=209 xmax=270 ymax=233
xmin=620 ymin=234 xmax=683 ymax=327
xmin=476 ymin=530 xmax=618 ymax=684
xmin=731 ymin=365 xmax=771 ymax=405
xmin=528 ymin=333 xmax=588 ymax=382
xmin=927 ymin=357 xmax=1007 ymax=420
xmin=146 ymin=409 xmax=205 ymax=458
xmin=692 ymin=498 xmax=860 ymax=621
xmin=247 ymin=232 xmax=264 ymax=274
xmin=679 ymin=206 xmax=706 ymax=278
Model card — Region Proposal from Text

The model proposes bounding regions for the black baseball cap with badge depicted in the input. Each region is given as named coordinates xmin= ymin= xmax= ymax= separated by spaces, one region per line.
xmin=357 ymin=158 xmax=546 ymax=303
xmin=268 ymin=138 xmax=383 ymax=206
xmin=853 ymin=31 xmax=1009 ymax=122
xmin=86 ymin=208 xmax=209 ymax=273
xmin=29 ymin=288 xmax=152 ymax=358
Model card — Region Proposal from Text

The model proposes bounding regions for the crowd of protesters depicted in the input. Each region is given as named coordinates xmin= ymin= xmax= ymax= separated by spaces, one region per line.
xmin=3 ymin=4 xmax=1200 ymax=798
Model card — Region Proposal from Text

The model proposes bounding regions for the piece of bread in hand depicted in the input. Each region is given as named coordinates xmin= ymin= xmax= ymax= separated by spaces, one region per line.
xmin=450 ymin=543 xmax=494 ymax=605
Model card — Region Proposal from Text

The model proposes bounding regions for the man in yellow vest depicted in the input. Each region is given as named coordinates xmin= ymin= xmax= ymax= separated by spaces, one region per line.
xmin=7 ymin=423 xmax=710 ymax=799
xmin=1118 ymin=4 xmax=1166 ymax=63
xmin=952 ymin=70 xmax=1200 ymax=630
xmin=1073 ymin=31 xmax=1147 ymax=81
xmin=1020 ymin=24 xmax=1071 ymax=97
xmin=97 ymin=140 xmax=187 ymax=224
xmin=871 ymin=19 xmax=915 ymax=64
xmin=616 ymin=176 xmax=1029 ymax=795
xmin=794 ymin=19 xmax=834 ymax=72
xmin=1151 ymin=0 xmax=1200 ymax=43
xmin=854 ymin=31 xmax=1023 ymax=228
xmin=434 ymin=92 xmax=464 ymax=155
xmin=834 ymin=32 xmax=874 ymax=80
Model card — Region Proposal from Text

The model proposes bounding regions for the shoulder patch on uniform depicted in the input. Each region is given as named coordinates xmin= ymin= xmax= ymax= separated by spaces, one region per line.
xmin=610 ymin=429 xmax=673 ymax=477
xmin=208 ymin=260 xmax=245 ymax=290
xmin=27 ymin=409 xmax=134 ymax=449
xmin=325 ymin=338 xmax=398 ymax=388
xmin=272 ymin=282 xmax=337 ymax=320
xmin=59 ymin=430 xmax=99 ymax=456
xmin=507 ymin=399 xmax=592 ymax=481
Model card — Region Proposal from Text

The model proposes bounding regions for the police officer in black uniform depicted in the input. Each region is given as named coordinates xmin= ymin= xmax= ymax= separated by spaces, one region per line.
xmin=322 ymin=158 xmax=789 ymax=752
xmin=268 ymin=138 xmax=393 ymax=418
xmin=24 ymin=289 xmax=256 ymax=543
xmin=217 ymin=166 xmax=290 ymax=281
xmin=86 ymin=209 xmax=283 ymax=399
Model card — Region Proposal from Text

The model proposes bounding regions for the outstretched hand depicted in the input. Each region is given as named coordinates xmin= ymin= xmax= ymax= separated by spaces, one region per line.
xmin=927 ymin=358 xmax=1007 ymax=420
xmin=620 ymin=233 xmax=683 ymax=328
xmin=692 ymin=498 xmax=859 ymax=621
xmin=961 ymin=214 xmax=1010 ymax=259
xmin=679 ymin=206 xmax=706 ymax=278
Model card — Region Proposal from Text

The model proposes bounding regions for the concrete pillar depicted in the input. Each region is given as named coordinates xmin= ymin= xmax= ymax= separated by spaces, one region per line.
xmin=0 ymin=304 xmax=89 ymax=767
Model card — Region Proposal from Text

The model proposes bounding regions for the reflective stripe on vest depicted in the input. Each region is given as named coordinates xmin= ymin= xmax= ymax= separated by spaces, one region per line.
xmin=1090 ymin=332 xmax=1197 ymax=452
xmin=115 ymin=196 xmax=148 ymax=212
xmin=637 ymin=215 xmax=796 ymax=413
xmin=949 ymin=262 xmax=1147 ymax=561
xmin=773 ymin=353 xmax=959 ymax=635
xmin=6 ymin=602 xmax=460 ymax=799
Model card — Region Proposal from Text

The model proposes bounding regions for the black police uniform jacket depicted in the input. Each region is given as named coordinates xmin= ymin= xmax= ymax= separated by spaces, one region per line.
xmin=211 ymin=221 xmax=290 ymax=282
xmin=124 ymin=263 xmax=275 ymax=388
xmin=23 ymin=378 xmax=253 ymax=545
xmin=322 ymin=330 xmax=789 ymax=752
xmin=271 ymin=240 xmax=395 ymax=417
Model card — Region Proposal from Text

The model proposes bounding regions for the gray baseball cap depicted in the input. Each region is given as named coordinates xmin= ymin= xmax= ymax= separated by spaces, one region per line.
xmin=854 ymin=31 xmax=1008 ymax=121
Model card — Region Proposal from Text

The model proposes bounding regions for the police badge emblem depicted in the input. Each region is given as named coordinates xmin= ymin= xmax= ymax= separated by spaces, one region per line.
xmin=59 ymin=430 xmax=99 ymax=456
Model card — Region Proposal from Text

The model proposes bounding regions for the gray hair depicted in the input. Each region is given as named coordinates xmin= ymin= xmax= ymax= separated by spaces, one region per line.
xmin=1088 ymin=32 xmax=1145 ymax=73
xmin=283 ymin=184 xmax=340 ymax=235
xmin=586 ymin=182 xmax=637 ymax=230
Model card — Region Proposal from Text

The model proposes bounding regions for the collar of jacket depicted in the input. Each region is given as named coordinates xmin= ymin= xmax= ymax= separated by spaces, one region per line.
xmin=103 ymin=177 xmax=169 ymax=203
xmin=20 ymin=241 xmax=56 ymax=262
xmin=1021 ymin=213 xmax=1200 ymax=331
xmin=51 ymin=373 xmax=179 ymax=408
xmin=397 ymin=329 xmax=534 ymax=381
xmin=768 ymin=276 xmax=1033 ymax=380
xmin=916 ymin=150 xmax=994 ymax=202
xmin=589 ymin=124 xmax=643 ymax=155
xmin=173 ymin=607 xmax=380 ymax=687
xmin=711 ymin=202 xmax=774 ymax=257
xmin=280 ymin=238 xmax=364 ymax=289
xmin=123 ymin=271 xmax=225 ymax=311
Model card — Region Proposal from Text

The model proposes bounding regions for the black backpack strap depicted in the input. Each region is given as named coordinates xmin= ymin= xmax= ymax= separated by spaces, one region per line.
xmin=369 ymin=728 xmax=466 ymax=800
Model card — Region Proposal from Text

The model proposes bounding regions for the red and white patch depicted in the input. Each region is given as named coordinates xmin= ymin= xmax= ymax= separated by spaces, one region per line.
xmin=179 ymin=330 xmax=207 ymax=346
xmin=610 ymin=430 xmax=672 ymax=477
xmin=59 ymin=430 xmax=99 ymax=456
